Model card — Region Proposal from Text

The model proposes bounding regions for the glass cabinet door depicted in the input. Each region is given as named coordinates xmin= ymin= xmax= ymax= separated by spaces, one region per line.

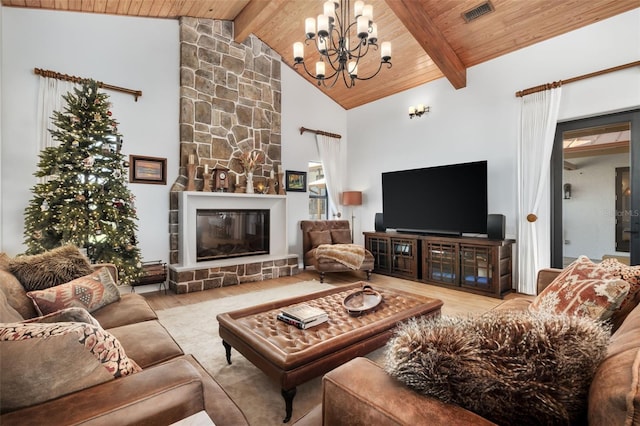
xmin=460 ymin=245 xmax=493 ymax=291
xmin=424 ymin=241 xmax=457 ymax=284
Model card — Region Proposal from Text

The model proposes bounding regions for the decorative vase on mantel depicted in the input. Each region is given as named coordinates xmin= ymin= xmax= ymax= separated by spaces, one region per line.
xmin=245 ymin=171 xmax=254 ymax=194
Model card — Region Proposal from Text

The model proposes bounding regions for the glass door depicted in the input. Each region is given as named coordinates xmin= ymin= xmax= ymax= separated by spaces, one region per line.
xmin=551 ymin=109 xmax=640 ymax=267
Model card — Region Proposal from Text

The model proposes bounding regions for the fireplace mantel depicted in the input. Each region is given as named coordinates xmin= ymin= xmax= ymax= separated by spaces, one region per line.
xmin=177 ymin=191 xmax=289 ymax=271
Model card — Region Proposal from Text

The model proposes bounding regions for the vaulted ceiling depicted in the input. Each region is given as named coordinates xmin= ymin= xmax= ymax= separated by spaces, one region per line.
xmin=3 ymin=0 xmax=637 ymax=109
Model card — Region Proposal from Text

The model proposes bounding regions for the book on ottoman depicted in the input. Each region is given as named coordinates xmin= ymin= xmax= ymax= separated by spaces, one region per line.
xmin=281 ymin=304 xmax=327 ymax=322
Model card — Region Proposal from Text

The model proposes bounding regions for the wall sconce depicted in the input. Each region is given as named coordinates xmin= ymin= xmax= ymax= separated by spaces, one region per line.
xmin=564 ymin=183 xmax=572 ymax=199
xmin=408 ymin=104 xmax=429 ymax=119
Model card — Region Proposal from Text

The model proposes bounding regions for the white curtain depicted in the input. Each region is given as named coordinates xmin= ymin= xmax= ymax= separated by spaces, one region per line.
xmin=517 ymin=87 xmax=563 ymax=295
xmin=36 ymin=76 xmax=78 ymax=151
xmin=316 ymin=134 xmax=344 ymax=219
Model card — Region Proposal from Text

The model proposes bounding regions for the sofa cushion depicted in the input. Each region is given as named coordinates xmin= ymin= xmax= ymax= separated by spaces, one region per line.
xmin=384 ymin=310 xmax=610 ymax=426
xmin=107 ymin=320 xmax=183 ymax=368
xmin=308 ymin=230 xmax=332 ymax=249
xmin=91 ymin=293 xmax=158 ymax=329
xmin=589 ymin=301 xmax=640 ymax=424
xmin=529 ymin=255 xmax=629 ymax=321
xmin=330 ymin=229 xmax=352 ymax=244
xmin=27 ymin=267 xmax=120 ymax=316
xmin=4 ymin=245 xmax=93 ymax=291
xmin=0 ymin=269 xmax=38 ymax=319
xmin=0 ymin=321 xmax=141 ymax=413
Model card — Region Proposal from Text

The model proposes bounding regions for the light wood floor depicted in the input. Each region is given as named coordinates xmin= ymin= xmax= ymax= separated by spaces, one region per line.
xmin=143 ymin=271 xmax=533 ymax=317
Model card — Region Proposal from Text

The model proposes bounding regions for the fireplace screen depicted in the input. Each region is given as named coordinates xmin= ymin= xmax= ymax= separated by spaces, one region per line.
xmin=196 ymin=209 xmax=270 ymax=262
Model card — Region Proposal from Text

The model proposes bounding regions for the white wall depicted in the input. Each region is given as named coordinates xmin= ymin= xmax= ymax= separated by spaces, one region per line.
xmin=563 ymin=153 xmax=629 ymax=259
xmin=1 ymin=8 xmax=179 ymax=264
xmin=280 ymin=65 xmax=346 ymax=259
xmin=346 ymin=9 xmax=640 ymax=248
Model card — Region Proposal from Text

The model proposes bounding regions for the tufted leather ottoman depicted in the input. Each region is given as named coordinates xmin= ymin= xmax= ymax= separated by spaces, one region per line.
xmin=217 ymin=282 xmax=442 ymax=422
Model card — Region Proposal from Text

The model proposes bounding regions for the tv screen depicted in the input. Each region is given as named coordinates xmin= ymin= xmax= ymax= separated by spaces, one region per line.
xmin=382 ymin=161 xmax=488 ymax=235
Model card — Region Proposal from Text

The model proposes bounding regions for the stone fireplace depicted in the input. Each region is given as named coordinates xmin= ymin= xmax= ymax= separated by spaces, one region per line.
xmin=168 ymin=18 xmax=298 ymax=294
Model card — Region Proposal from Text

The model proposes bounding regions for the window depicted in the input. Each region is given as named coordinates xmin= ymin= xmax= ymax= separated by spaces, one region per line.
xmin=308 ymin=162 xmax=328 ymax=219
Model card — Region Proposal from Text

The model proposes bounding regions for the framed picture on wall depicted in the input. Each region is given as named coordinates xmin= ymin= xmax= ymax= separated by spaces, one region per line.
xmin=285 ymin=170 xmax=307 ymax=192
xmin=129 ymin=155 xmax=167 ymax=185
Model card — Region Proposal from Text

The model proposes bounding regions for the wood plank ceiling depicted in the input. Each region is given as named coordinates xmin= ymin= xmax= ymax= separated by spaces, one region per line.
xmin=3 ymin=0 xmax=638 ymax=110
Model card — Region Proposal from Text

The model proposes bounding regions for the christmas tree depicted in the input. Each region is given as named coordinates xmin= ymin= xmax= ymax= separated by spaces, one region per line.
xmin=23 ymin=80 xmax=143 ymax=285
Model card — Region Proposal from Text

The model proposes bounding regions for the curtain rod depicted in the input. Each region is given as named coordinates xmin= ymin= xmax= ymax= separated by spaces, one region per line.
xmin=515 ymin=61 xmax=640 ymax=98
xmin=299 ymin=126 xmax=342 ymax=139
xmin=34 ymin=68 xmax=143 ymax=102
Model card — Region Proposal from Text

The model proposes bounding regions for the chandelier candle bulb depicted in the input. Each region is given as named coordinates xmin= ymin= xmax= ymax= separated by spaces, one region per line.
xmin=324 ymin=1 xmax=336 ymax=21
xmin=381 ymin=41 xmax=391 ymax=61
xmin=318 ymin=37 xmax=328 ymax=54
xmin=357 ymin=16 xmax=369 ymax=38
xmin=318 ymin=14 xmax=329 ymax=37
xmin=293 ymin=42 xmax=304 ymax=61
xmin=316 ymin=62 xmax=326 ymax=78
xmin=348 ymin=61 xmax=358 ymax=77
xmin=363 ymin=5 xmax=373 ymax=20
xmin=369 ymin=23 xmax=378 ymax=43
xmin=305 ymin=18 xmax=316 ymax=38
xmin=409 ymin=106 xmax=416 ymax=115
xmin=354 ymin=0 xmax=364 ymax=16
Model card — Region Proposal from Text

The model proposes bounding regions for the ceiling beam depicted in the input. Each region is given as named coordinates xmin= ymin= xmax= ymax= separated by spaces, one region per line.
xmin=233 ymin=0 xmax=285 ymax=44
xmin=385 ymin=0 xmax=466 ymax=89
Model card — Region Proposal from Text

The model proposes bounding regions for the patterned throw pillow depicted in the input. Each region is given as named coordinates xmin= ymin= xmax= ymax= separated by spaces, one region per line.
xmin=0 ymin=321 xmax=141 ymax=412
xmin=6 ymin=245 xmax=93 ymax=291
xmin=529 ymin=256 xmax=630 ymax=321
xmin=27 ymin=267 xmax=120 ymax=316
xmin=598 ymin=258 xmax=640 ymax=330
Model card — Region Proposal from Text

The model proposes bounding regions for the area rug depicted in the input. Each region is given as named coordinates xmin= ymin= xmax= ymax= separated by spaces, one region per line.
xmin=156 ymin=280 xmax=385 ymax=425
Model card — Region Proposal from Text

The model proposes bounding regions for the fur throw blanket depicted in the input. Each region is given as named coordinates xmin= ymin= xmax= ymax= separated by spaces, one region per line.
xmin=384 ymin=310 xmax=611 ymax=425
xmin=315 ymin=244 xmax=366 ymax=270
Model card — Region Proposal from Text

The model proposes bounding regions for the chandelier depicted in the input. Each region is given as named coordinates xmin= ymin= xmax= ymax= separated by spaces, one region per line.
xmin=293 ymin=0 xmax=392 ymax=88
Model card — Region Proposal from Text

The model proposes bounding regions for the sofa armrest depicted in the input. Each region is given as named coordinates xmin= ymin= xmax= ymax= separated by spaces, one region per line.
xmin=536 ymin=268 xmax=562 ymax=294
xmin=322 ymin=357 xmax=496 ymax=426
xmin=0 ymin=358 xmax=206 ymax=426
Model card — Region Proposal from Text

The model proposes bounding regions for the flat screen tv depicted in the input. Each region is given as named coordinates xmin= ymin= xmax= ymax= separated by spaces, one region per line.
xmin=382 ymin=161 xmax=488 ymax=235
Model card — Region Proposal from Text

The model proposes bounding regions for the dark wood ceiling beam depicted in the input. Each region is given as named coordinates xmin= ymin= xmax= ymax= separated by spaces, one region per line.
xmin=233 ymin=0 xmax=285 ymax=44
xmin=385 ymin=0 xmax=466 ymax=89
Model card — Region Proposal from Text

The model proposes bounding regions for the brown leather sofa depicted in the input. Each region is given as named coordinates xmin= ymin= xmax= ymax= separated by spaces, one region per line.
xmin=295 ymin=268 xmax=640 ymax=425
xmin=0 ymin=264 xmax=248 ymax=426
xmin=300 ymin=220 xmax=374 ymax=283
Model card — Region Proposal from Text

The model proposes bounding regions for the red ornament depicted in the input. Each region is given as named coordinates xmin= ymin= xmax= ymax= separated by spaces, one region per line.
xmin=107 ymin=111 xmax=112 ymax=116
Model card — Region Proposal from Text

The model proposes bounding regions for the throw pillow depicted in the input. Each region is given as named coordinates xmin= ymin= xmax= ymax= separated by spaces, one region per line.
xmin=6 ymin=245 xmax=93 ymax=291
xmin=27 ymin=267 xmax=120 ymax=316
xmin=309 ymin=230 xmax=332 ymax=248
xmin=598 ymin=257 xmax=640 ymax=330
xmin=529 ymin=255 xmax=630 ymax=321
xmin=0 ymin=321 xmax=141 ymax=412
xmin=330 ymin=229 xmax=352 ymax=244
xmin=384 ymin=311 xmax=610 ymax=426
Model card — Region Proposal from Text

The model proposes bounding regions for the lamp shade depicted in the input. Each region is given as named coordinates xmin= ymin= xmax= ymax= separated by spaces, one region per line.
xmin=342 ymin=191 xmax=362 ymax=206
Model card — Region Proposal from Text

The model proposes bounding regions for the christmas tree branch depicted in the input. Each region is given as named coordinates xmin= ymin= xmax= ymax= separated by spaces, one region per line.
xmin=34 ymin=68 xmax=143 ymax=102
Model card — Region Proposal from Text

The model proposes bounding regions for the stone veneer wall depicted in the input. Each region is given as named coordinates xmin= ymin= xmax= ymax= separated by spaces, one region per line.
xmin=168 ymin=17 xmax=298 ymax=293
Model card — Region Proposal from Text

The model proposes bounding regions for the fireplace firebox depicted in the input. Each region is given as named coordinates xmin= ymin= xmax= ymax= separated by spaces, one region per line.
xmin=196 ymin=209 xmax=270 ymax=262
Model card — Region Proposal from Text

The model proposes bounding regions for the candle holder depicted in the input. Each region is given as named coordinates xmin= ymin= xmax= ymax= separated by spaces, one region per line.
xmin=202 ymin=172 xmax=212 ymax=192
xmin=186 ymin=164 xmax=196 ymax=191
xmin=277 ymin=172 xmax=285 ymax=195
xmin=267 ymin=177 xmax=277 ymax=194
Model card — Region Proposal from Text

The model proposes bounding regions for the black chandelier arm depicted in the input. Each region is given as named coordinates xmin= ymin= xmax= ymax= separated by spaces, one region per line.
xmin=353 ymin=60 xmax=392 ymax=82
